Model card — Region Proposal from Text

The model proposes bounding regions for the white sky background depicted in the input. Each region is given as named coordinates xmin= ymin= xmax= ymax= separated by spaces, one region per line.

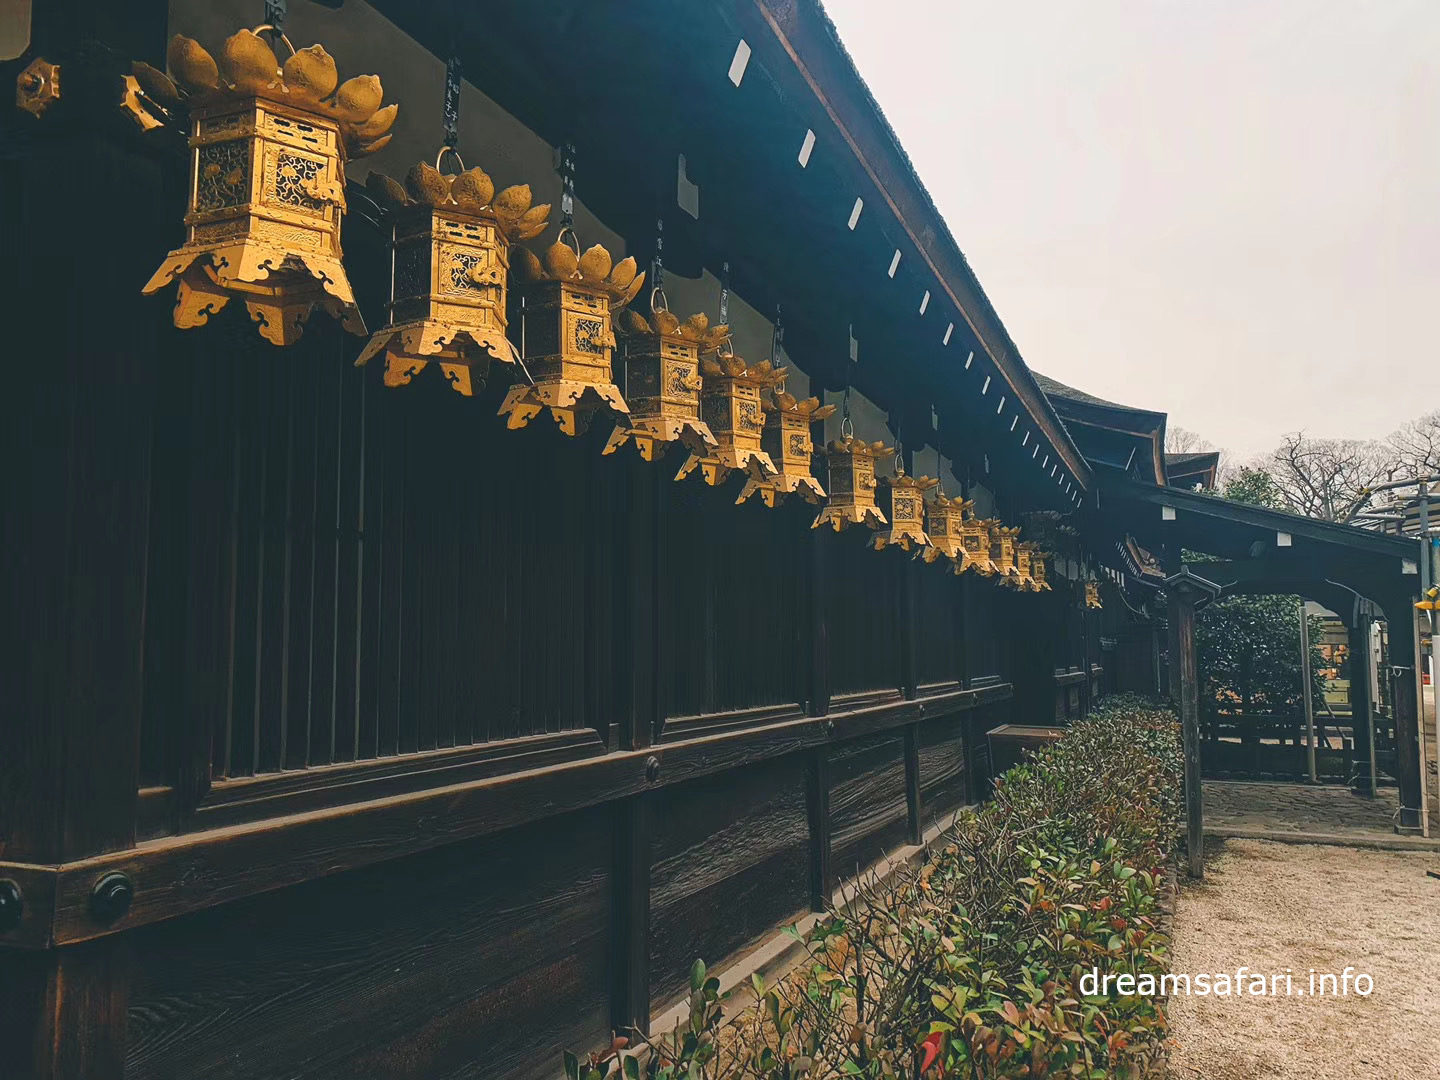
xmin=821 ymin=0 xmax=1440 ymax=460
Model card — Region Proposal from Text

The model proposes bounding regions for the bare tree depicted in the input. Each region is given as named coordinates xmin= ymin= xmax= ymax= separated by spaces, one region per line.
xmin=1386 ymin=410 xmax=1440 ymax=477
xmin=1265 ymin=432 xmax=1393 ymax=521
xmin=1165 ymin=426 xmax=1230 ymax=486
xmin=1165 ymin=426 xmax=1214 ymax=455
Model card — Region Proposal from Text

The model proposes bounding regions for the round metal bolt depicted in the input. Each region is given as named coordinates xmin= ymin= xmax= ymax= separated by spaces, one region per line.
xmin=645 ymin=755 xmax=661 ymax=783
xmin=89 ymin=871 xmax=134 ymax=923
xmin=0 ymin=879 xmax=22 ymax=933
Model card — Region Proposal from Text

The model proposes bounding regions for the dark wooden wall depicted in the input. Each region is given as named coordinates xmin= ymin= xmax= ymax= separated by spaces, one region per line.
xmin=0 ymin=15 xmax=1108 ymax=1080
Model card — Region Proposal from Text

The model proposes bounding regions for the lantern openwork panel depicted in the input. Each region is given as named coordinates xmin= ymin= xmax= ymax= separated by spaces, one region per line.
xmin=922 ymin=494 xmax=972 ymax=565
xmin=873 ymin=472 xmax=938 ymax=552
xmin=677 ymin=353 xmax=782 ymax=493
xmin=957 ymin=514 xmax=998 ymax=575
xmin=1085 ymin=580 xmax=1103 ymax=608
xmin=1015 ymin=542 xmax=1039 ymax=591
xmin=747 ymin=393 xmax=834 ymax=507
xmin=499 ymin=240 xmax=642 ymax=436
xmin=812 ymin=438 xmax=892 ymax=531
xmin=1033 ymin=552 xmax=1053 ymax=591
xmin=361 ymin=203 xmax=516 ymax=395
xmin=145 ymin=95 xmax=360 ymax=344
xmin=606 ymin=311 xmax=720 ymax=462
xmin=991 ymin=525 xmax=1022 ymax=585
xmin=501 ymin=279 xmax=625 ymax=434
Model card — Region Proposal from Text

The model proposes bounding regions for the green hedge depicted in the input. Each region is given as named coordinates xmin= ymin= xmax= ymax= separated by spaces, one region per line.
xmin=567 ymin=695 xmax=1182 ymax=1080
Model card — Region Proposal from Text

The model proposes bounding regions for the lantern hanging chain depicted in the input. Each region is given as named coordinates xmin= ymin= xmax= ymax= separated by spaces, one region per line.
xmin=264 ymin=0 xmax=286 ymax=33
xmin=556 ymin=142 xmax=579 ymax=254
xmin=436 ymin=54 xmax=463 ymax=174
xmin=650 ymin=217 xmax=668 ymax=315
xmin=719 ymin=261 xmax=730 ymax=324
xmin=772 ymin=304 xmax=785 ymax=394
xmin=841 ymin=385 xmax=854 ymax=440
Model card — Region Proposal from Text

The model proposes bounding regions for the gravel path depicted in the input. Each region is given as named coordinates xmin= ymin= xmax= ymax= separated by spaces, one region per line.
xmin=1167 ymin=838 xmax=1440 ymax=1079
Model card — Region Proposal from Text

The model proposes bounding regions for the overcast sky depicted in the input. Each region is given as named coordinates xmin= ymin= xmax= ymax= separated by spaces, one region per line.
xmin=821 ymin=0 xmax=1439 ymax=460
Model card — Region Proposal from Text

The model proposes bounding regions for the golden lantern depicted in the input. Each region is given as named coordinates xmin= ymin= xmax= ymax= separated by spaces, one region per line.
xmin=872 ymin=468 xmax=938 ymax=552
xmin=676 ymin=347 xmax=783 ymax=492
xmin=812 ymin=437 xmax=892 ymax=531
xmin=957 ymin=512 xmax=999 ymax=576
xmin=142 ymin=28 xmax=396 ymax=345
xmin=921 ymin=493 xmax=972 ymax=567
xmin=354 ymin=159 xmax=548 ymax=395
xmin=1014 ymin=542 xmax=1040 ymax=591
xmin=742 ymin=391 xmax=835 ymax=507
xmin=991 ymin=525 xmax=1022 ymax=585
xmin=1031 ymin=550 xmax=1053 ymax=591
xmin=498 ymin=238 xmax=644 ymax=435
xmin=1085 ymin=580 xmax=1103 ymax=609
xmin=604 ymin=308 xmax=722 ymax=461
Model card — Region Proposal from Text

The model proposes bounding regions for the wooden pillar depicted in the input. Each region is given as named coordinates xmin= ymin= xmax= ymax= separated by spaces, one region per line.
xmin=805 ymin=747 xmax=832 ymax=911
xmin=1166 ymin=591 xmax=1183 ymax=706
xmin=1348 ymin=615 xmax=1375 ymax=795
xmin=0 ymin=5 xmax=172 ymax=1074
xmin=611 ymin=794 xmax=652 ymax=1035
xmin=898 ymin=444 xmax=918 ymax=701
xmin=1173 ymin=584 xmax=1205 ymax=878
xmin=1385 ymin=604 xmax=1423 ymax=831
xmin=903 ymin=723 xmax=922 ymax=845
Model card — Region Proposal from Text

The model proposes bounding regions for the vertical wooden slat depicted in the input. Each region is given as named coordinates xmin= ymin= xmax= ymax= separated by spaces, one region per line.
xmin=375 ymin=388 xmax=406 ymax=758
xmin=283 ymin=348 xmax=319 ymax=770
xmin=308 ymin=341 xmax=345 ymax=766
xmin=611 ymin=794 xmax=652 ymax=1035
xmin=354 ymin=366 xmax=384 ymax=761
xmin=903 ymin=723 xmax=922 ymax=845
xmin=806 ymin=747 xmax=832 ymax=910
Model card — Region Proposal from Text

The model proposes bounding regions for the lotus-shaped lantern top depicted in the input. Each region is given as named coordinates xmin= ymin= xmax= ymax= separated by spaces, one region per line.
xmin=699 ymin=351 xmax=788 ymax=387
xmin=767 ymin=391 xmax=836 ymax=423
xmin=511 ymin=241 xmax=646 ymax=307
xmin=365 ymin=162 xmax=550 ymax=239
xmin=825 ymin=436 xmax=894 ymax=459
xmin=162 ymin=29 xmax=396 ymax=158
xmin=617 ymin=308 xmax=730 ymax=348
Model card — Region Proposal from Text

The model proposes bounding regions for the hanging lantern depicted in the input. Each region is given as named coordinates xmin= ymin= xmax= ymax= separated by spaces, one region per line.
xmin=354 ymin=158 xmax=548 ymax=395
xmin=497 ymin=238 xmax=644 ymax=435
xmin=812 ymin=437 xmax=892 ymax=531
xmin=605 ymin=308 xmax=722 ymax=461
xmin=743 ymin=391 xmax=835 ymax=507
xmin=957 ymin=512 xmax=999 ymax=575
xmin=1085 ymin=580 xmax=1103 ymax=609
xmin=872 ymin=466 xmax=938 ymax=552
xmin=1014 ymin=542 xmax=1040 ymax=591
xmin=991 ymin=525 xmax=1022 ymax=585
xmin=921 ymin=493 xmax=973 ymax=567
xmin=142 ymin=28 xmax=396 ymax=344
xmin=676 ymin=346 xmax=783 ymax=492
xmin=1032 ymin=550 xmax=1053 ymax=591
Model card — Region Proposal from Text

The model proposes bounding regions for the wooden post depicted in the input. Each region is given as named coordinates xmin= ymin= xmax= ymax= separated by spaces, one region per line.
xmin=1172 ymin=583 xmax=1205 ymax=878
xmin=611 ymin=794 xmax=652 ymax=1035
xmin=1298 ymin=600 xmax=1317 ymax=782
xmin=903 ymin=723 xmax=922 ymax=845
xmin=1385 ymin=601 xmax=1423 ymax=831
xmin=805 ymin=747 xmax=832 ymax=911
xmin=1348 ymin=615 xmax=1375 ymax=795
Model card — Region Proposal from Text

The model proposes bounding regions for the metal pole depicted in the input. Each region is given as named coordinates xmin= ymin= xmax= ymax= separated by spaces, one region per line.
xmin=1298 ymin=599 xmax=1316 ymax=783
